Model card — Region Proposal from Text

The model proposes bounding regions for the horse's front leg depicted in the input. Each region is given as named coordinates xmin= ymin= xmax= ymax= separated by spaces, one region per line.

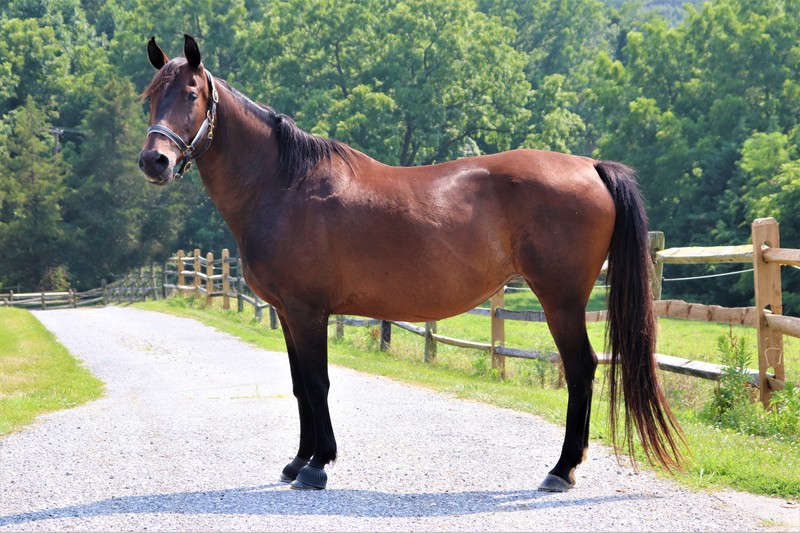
xmin=280 ymin=310 xmax=336 ymax=490
xmin=277 ymin=315 xmax=316 ymax=484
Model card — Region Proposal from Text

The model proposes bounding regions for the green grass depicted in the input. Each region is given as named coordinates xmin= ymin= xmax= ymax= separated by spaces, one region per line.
xmin=0 ymin=307 xmax=104 ymax=435
xmin=138 ymin=295 xmax=800 ymax=499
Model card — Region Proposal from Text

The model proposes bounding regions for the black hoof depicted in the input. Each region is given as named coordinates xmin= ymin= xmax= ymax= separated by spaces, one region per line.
xmin=290 ymin=464 xmax=327 ymax=490
xmin=280 ymin=456 xmax=309 ymax=483
xmin=538 ymin=473 xmax=574 ymax=492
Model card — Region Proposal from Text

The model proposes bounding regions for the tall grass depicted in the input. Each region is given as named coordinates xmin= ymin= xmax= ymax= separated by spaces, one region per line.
xmin=0 ymin=308 xmax=104 ymax=435
xmin=139 ymin=296 xmax=800 ymax=499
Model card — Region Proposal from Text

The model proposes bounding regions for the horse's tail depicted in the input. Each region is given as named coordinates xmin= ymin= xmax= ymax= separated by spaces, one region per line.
xmin=595 ymin=160 xmax=685 ymax=472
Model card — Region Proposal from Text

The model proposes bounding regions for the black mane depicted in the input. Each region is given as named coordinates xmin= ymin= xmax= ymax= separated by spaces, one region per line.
xmin=274 ymin=113 xmax=353 ymax=188
xmin=218 ymin=79 xmax=353 ymax=187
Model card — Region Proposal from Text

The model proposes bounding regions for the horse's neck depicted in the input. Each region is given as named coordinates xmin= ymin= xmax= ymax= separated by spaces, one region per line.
xmin=196 ymin=91 xmax=280 ymax=238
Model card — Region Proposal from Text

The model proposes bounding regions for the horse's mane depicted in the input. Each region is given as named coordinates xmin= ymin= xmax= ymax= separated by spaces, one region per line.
xmin=218 ymin=80 xmax=354 ymax=188
xmin=273 ymin=113 xmax=354 ymax=188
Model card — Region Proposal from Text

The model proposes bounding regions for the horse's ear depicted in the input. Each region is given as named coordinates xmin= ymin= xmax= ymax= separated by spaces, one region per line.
xmin=147 ymin=37 xmax=169 ymax=70
xmin=184 ymin=34 xmax=202 ymax=69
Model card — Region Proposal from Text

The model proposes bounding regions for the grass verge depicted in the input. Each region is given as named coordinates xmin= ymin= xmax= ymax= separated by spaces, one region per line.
xmin=138 ymin=297 xmax=799 ymax=499
xmin=0 ymin=307 xmax=104 ymax=435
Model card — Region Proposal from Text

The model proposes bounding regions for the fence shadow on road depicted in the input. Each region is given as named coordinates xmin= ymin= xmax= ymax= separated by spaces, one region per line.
xmin=0 ymin=483 xmax=652 ymax=526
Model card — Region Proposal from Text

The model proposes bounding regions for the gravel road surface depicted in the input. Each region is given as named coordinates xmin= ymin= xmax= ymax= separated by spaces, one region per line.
xmin=1 ymin=307 xmax=797 ymax=531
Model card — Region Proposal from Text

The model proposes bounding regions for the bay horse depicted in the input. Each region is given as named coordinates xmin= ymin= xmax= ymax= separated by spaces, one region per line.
xmin=138 ymin=35 xmax=684 ymax=491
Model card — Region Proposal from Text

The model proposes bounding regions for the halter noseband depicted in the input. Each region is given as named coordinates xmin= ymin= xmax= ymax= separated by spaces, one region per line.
xmin=146 ymin=70 xmax=219 ymax=180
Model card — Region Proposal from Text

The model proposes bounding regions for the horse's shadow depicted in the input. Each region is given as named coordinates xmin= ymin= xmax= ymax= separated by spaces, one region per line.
xmin=0 ymin=484 xmax=651 ymax=527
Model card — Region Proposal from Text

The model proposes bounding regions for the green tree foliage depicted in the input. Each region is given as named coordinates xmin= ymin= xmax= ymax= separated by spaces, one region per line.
xmin=0 ymin=0 xmax=797 ymax=314
xmin=590 ymin=0 xmax=800 ymax=310
xmin=0 ymin=98 xmax=68 ymax=290
xmin=0 ymin=17 xmax=69 ymax=116
xmin=237 ymin=0 xmax=531 ymax=165
xmin=61 ymin=78 xmax=196 ymax=287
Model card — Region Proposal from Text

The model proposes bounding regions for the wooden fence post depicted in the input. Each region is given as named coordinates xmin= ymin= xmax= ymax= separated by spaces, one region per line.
xmin=150 ymin=262 xmax=158 ymax=300
xmin=193 ymin=248 xmax=201 ymax=297
xmin=221 ymin=249 xmax=230 ymax=310
xmin=649 ymin=231 xmax=666 ymax=300
xmin=206 ymin=252 xmax=214 ymax=307
xmin=336 ymin=316 xmax=345 ymax=339
xmin=424 ymin=321 xmax=437 ymax=362
xmin=491 ymin=288 xmax=506 ymax=379
xmin=162 ymin=262 xmax=168 ymax=298
xmin=237 ymin=277 xmax=244 ymax=313
xmin=177 ymin=249 xmax=186 ymax=293
xmin=101 ymin=280 xmax=107 ymax=306
xmin=752 ymin=218 xmax=785 ymax=408
xmin=269 ymin=305 xmax=278 ymax=329
xmin=254 ymin=295 xmax=263 ymax=322
xmin=380 ymin=320 xmax=392 ymax=351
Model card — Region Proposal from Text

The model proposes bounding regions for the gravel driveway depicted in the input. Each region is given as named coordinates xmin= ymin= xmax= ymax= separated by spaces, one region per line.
xmin=0 ymin=307 xmax=797 ymax=531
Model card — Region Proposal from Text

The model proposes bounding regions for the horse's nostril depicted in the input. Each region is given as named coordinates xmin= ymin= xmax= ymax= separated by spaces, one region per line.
xmin=155 ymin=153 xmax=169 ymax=172
xmin=139 ymin=149 xmax=170 ymax=176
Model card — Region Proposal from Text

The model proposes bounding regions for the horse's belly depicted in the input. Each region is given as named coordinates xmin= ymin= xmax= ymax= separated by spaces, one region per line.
xmin=333 ymin=259 xmax=511 ymax=322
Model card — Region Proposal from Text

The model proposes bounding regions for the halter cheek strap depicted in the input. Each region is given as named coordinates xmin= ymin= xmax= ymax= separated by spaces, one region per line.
xmin=146 ymin=70 xmax=219 ymax=180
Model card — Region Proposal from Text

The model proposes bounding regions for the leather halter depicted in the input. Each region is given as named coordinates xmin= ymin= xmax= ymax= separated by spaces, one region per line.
xmin=146 ymin=70 xmax=219 ymax=180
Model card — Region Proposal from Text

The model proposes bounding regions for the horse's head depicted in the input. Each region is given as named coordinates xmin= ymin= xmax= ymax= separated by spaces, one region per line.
xmin=138 ymin=34 xmax=218 ymax=185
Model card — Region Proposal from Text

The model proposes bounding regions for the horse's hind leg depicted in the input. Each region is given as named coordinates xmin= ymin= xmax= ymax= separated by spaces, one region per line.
xmin=533 ymin=291 xmax=598 ymax=491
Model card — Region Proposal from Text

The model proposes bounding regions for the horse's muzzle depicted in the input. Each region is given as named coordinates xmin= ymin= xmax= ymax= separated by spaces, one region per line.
xmin=138 ymin=148 xmax=174 ymax=185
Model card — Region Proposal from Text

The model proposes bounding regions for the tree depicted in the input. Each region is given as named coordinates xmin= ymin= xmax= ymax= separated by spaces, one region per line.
xmin=61 ymin=77 xmax=193 ymax=288
xmin=0 ymin=17 xmax=69 ymax=117
xmin=593 ymin=0 xmax=800 ymax=242
xmin=236 ymin=0 xmax=531 ymax=165
xmin=524 ymin=74 xmax=586 ymax=153
xmin=106 ymin=0 xmax=251 ymax=92
xmin=0 ymin=98 xmax=69 ymax=290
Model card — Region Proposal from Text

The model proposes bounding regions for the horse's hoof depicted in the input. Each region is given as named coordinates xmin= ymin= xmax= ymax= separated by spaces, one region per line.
xmin=290 ymin=464 xmax=327 ymax=490
xmin=280 ymin=456 xmax=309 ymax=483
xmin=538 ymin=473 xmax=574 ymax=492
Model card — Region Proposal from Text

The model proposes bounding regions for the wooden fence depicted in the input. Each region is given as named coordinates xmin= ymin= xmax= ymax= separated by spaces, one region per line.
xmin=644 ymin=217 xmax=799 ymax=406
xmin=160 ymin=219 xmax=797 ymax=406
xmin=0 ymin=267 xmax=161 ymax=309
xmin=163 ymin=248 xmax=278 ymax=326
xmin=0 ymin=288 xmax=104 ymax=309
xmin=3 ymin=217 xmax=796 ymax=405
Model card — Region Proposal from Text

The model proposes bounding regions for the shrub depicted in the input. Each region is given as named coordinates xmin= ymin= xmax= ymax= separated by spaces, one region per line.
xmin=767 ymin=383 xmax=800 ymax=437
xmin=702 ymin=329 xmax=800 ymax=440
xmin=702 ymin=330 xmax=756 ymax=426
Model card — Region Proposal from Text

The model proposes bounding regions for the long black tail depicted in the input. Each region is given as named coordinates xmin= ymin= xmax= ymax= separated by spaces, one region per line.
xmin=595 ymin=161 xmax=685 ymax=471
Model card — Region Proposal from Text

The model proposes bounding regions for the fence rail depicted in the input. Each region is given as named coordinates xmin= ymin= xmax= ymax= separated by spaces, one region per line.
xmin=0 ymin=289 xmax=104 ymax=309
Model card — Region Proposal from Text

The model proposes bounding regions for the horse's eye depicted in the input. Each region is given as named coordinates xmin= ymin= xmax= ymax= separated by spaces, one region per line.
xmin=187 ymin=92 xmax=199 ymax=102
